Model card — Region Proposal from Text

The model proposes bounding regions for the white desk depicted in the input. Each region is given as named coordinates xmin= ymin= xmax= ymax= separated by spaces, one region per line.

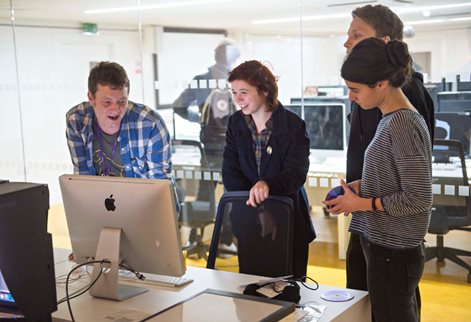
xmin=53 ymin=249 xmax=370 ymax=322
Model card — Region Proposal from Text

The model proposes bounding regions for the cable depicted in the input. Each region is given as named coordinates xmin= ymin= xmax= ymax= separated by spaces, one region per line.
xmin=63 ymin=259 xmax=110 ymax=322
xmin=290 ymin=275 xmax=319 ymax=291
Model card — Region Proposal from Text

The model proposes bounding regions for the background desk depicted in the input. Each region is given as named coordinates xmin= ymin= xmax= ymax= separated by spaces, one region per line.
xmin=53 ymin=249 xmax=370 ymax=322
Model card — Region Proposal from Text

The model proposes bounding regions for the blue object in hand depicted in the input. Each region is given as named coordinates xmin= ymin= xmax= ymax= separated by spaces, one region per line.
xmin=325 ymin=185 xmax=355 ymax=209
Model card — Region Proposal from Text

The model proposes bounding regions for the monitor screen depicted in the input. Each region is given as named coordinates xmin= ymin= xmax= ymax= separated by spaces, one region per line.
xmin=59 ymin=174 xmax=186 ymax=301
xmin=286 ymin=103 xmax=346 ymax=162
xmin=435 ymin=111 xmax=471 ymax=157
xmin=437 ymin=91 xmax=471 ymax=112
xmin=0 ymin=271 xmax=15 ymax=306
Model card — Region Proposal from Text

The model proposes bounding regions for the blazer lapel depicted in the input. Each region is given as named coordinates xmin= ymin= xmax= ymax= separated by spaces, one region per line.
xmin=259 ymin=105 xmax=289 ymax=177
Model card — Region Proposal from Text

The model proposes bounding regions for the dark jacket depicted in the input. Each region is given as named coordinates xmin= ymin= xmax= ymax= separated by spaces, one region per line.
xmin=222 ymin=104 xmax=316 ymax=246
xmin=346 ymin=71 xmax=435 ymax=182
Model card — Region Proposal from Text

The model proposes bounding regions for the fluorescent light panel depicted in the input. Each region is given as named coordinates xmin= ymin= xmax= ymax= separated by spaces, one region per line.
xmin=251 ymin=2 xmax=471 ymax=25
xmin=85 ymin=0 xmax=234 ymax=14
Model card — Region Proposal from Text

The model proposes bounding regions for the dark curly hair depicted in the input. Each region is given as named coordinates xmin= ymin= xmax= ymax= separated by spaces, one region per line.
xmin=88 ymin=61 xmax=130 ymax=97
xmin=341 ymin=37 xmax=412 ymax=88
xmin=228 ymin=60 xmax=278 ymax=111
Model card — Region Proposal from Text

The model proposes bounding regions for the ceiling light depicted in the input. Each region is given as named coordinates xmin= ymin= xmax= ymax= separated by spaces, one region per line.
xmin=84 ymin=0 xmax=234 ymax=14
xmin=403 ymin=19 xmax=445 ymax=25
xmin=251 ymin=2 xmax=471 ymax=25
xmin=252 ymin=13 xmax=350 ymax=25
xmin=451 ymin=16 xmax=471 ymax=22
xmin=394 ymin=3 xmax=471 ymax=15
xmin=422 ymin=10 xmax=431 ymax=17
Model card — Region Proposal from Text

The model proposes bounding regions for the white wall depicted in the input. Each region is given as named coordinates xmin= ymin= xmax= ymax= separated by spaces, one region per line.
xmin=0 ymin=25 xmax=144 ymax=204
xmin=406 ymin=28 xmax=471 ymax=83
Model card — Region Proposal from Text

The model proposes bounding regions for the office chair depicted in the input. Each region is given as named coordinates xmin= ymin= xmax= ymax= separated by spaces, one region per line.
xmin=425 ymin=139 xmax=471 ymax=283
xmin=207 ymin=191 xmax=294 ymax=278
xmin=172 ymin=139 xmax=217 ymax=260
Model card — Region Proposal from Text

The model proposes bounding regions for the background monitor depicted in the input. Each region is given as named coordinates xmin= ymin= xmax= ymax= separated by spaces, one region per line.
xmin=59 ymin=175 xmax=185 ymax=301
xmin=437 ymin=91 xmax=471 ymax=112
xmin=0 ymin=182 xmax=57 ymax=320
xmin=435 ymin=111 xmax=471 ymax=158
xmin=286 ymin=103 xmax=347 ymax=162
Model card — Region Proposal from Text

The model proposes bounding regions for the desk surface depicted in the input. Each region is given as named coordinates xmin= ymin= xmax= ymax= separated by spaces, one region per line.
xmin=53 ymin=249 xmax=370 ymax=322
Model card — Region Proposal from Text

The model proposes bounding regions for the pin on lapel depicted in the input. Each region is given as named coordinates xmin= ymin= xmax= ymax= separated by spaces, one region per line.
xmin=266 ymin=146 xmax=272 ymax=155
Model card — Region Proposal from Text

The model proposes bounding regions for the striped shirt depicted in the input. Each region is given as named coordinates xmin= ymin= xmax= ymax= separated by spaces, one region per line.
xmin=350 ymin=109 xmax=432 ymax=249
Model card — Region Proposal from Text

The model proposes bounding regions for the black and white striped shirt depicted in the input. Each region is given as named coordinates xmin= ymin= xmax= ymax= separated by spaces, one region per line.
xmin=350 ymin=109 xmax=432 ymax=249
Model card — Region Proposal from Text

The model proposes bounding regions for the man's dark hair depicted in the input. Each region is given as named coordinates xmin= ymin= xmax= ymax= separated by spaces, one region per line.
xmin=88 ymin=61 xmax=130 ymax=96
xmin=352 ymin=4 xmax=404 ymax=40
xmin=228 ymin=60 xmax=278 ymax=112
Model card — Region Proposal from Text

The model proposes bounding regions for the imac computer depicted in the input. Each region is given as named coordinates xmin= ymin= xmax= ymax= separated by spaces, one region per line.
xmin=286 ymin=103 xmax=347 ymax=163
xmin=0 ymin=181 xmax=57 ymax=320
xmin=59 ymin=174 xmax=186 ymax=301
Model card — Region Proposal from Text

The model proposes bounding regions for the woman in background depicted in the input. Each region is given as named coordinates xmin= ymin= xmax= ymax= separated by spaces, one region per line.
xmin=222 ymin=60 xmax=316 ymax=278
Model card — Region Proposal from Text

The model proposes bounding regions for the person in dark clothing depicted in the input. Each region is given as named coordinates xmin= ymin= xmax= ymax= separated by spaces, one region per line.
xmin=222 ymin=60 xmax=316 ymax=278
xmin=343 ymin=5 xmax=434 ymax=321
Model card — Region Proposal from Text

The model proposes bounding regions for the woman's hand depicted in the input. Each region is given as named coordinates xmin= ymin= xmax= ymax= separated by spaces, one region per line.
xmin=247 ymin=180 xmax=269 ymax=207
xmin=323 ymin=179 xmax=365 ymax=216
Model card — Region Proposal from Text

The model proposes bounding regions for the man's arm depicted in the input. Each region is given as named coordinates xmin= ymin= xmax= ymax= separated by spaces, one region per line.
xmin=65 ymin=105 xmax=94 ymax=175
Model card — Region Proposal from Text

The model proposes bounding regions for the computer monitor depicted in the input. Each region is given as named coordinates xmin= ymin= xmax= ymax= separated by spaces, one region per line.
xmin=286 ymin=103 xmax=347 ymax=162
xmin=0 ymin=182 xmax=57 ymax=320
xmin=59 ymin=174 xmax=186 ymax=301
xmin=435 ymin=111 xmax=471 ymax=158
xmin=437 ymin=91 xmax=471 ymax=112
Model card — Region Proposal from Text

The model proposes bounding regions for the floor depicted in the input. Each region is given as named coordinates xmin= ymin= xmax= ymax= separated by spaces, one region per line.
xmin=309 ymin=205 xmax=471 ymax=284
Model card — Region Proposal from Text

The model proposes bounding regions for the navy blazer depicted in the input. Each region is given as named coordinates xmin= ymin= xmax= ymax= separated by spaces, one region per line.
xmin=222 ymin=103 xmax=316 ymax=246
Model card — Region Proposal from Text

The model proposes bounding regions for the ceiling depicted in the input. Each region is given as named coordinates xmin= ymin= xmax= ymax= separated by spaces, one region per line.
xmin=1 ymin=0 xmax=471 ymax=36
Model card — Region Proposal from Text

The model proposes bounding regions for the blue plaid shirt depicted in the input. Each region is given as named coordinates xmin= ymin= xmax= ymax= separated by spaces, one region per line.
xmin=66 ymin=101 xmax=173 ymax=179
xmin=66 ymin=101 xmax=181 ymax=213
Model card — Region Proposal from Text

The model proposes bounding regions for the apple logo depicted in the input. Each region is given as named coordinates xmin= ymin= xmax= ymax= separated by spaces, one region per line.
xmin=104 ymin=194 xmax=116 ymax=211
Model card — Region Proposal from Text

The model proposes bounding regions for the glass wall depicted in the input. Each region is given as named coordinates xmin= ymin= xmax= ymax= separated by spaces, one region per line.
xmin=2 ymin=0 xmax=471 ymax=225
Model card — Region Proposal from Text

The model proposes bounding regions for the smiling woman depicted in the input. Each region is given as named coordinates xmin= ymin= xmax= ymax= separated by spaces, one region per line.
xmin=223 ymin=60 xmax=316 ymax=278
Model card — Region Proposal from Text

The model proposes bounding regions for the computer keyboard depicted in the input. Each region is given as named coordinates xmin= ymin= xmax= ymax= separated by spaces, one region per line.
xmin=119 ymin=271 xmax=193 ymax=287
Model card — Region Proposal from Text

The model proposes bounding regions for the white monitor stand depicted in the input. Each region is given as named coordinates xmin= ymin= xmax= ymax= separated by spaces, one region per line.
xmin=89 ymin=227 xmax=147 ymax=301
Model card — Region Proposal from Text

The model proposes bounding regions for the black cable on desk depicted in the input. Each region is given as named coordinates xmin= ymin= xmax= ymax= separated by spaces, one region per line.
xmin=58 ymin=259 xmax=145 ymax=321
xmin=64 ymin=259 xmax=109 ymax=322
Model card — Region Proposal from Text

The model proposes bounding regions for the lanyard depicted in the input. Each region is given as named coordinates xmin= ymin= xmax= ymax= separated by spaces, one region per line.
xmin=95 ymin=123 xmax=119 ymax=176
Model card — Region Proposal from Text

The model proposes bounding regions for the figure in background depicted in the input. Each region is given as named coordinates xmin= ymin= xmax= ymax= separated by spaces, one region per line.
xmin=172 ymin=38 xmax=241 ymax=175
xmin=172 ymin=38 xmax=240 ymax=250
xmin=303 ymin=85 xmax=319 ymax=97
xmin=66 ymin=61 xmax=178 ymax=208
xmin=342 ymin=5 xmax=434 ymax=319
xmin=325 ymin=37 xmax=432 ymax=322
xmin=222 ymin=60 xmax=316 ymax=278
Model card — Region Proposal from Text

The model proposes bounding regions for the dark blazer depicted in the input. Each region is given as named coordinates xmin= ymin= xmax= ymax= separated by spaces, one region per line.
xmin=222 ymin=103 xmax=316 ymax=246
xmin=346 ymin=71 xmax=435 ymax=182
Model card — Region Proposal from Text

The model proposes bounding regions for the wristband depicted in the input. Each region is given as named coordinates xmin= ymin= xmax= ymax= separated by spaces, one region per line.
xmin=371 ymin=197 xmax=377 ymax=211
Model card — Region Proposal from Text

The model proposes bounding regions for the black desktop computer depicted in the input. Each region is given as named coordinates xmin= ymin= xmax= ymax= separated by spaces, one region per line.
xmin=0 ymin=181 xmax=57 ymax=321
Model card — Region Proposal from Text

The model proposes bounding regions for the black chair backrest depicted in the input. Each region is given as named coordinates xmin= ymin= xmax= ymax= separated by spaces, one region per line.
xmin=430 ymin=139 xmax=471 ymax=233
xmin=207 ymin=191 xmax=294 ymax=277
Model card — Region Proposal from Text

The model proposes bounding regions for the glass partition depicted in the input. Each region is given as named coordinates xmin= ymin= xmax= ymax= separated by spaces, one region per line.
xmin=2 ymin=1 xmax=471 ymax=256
